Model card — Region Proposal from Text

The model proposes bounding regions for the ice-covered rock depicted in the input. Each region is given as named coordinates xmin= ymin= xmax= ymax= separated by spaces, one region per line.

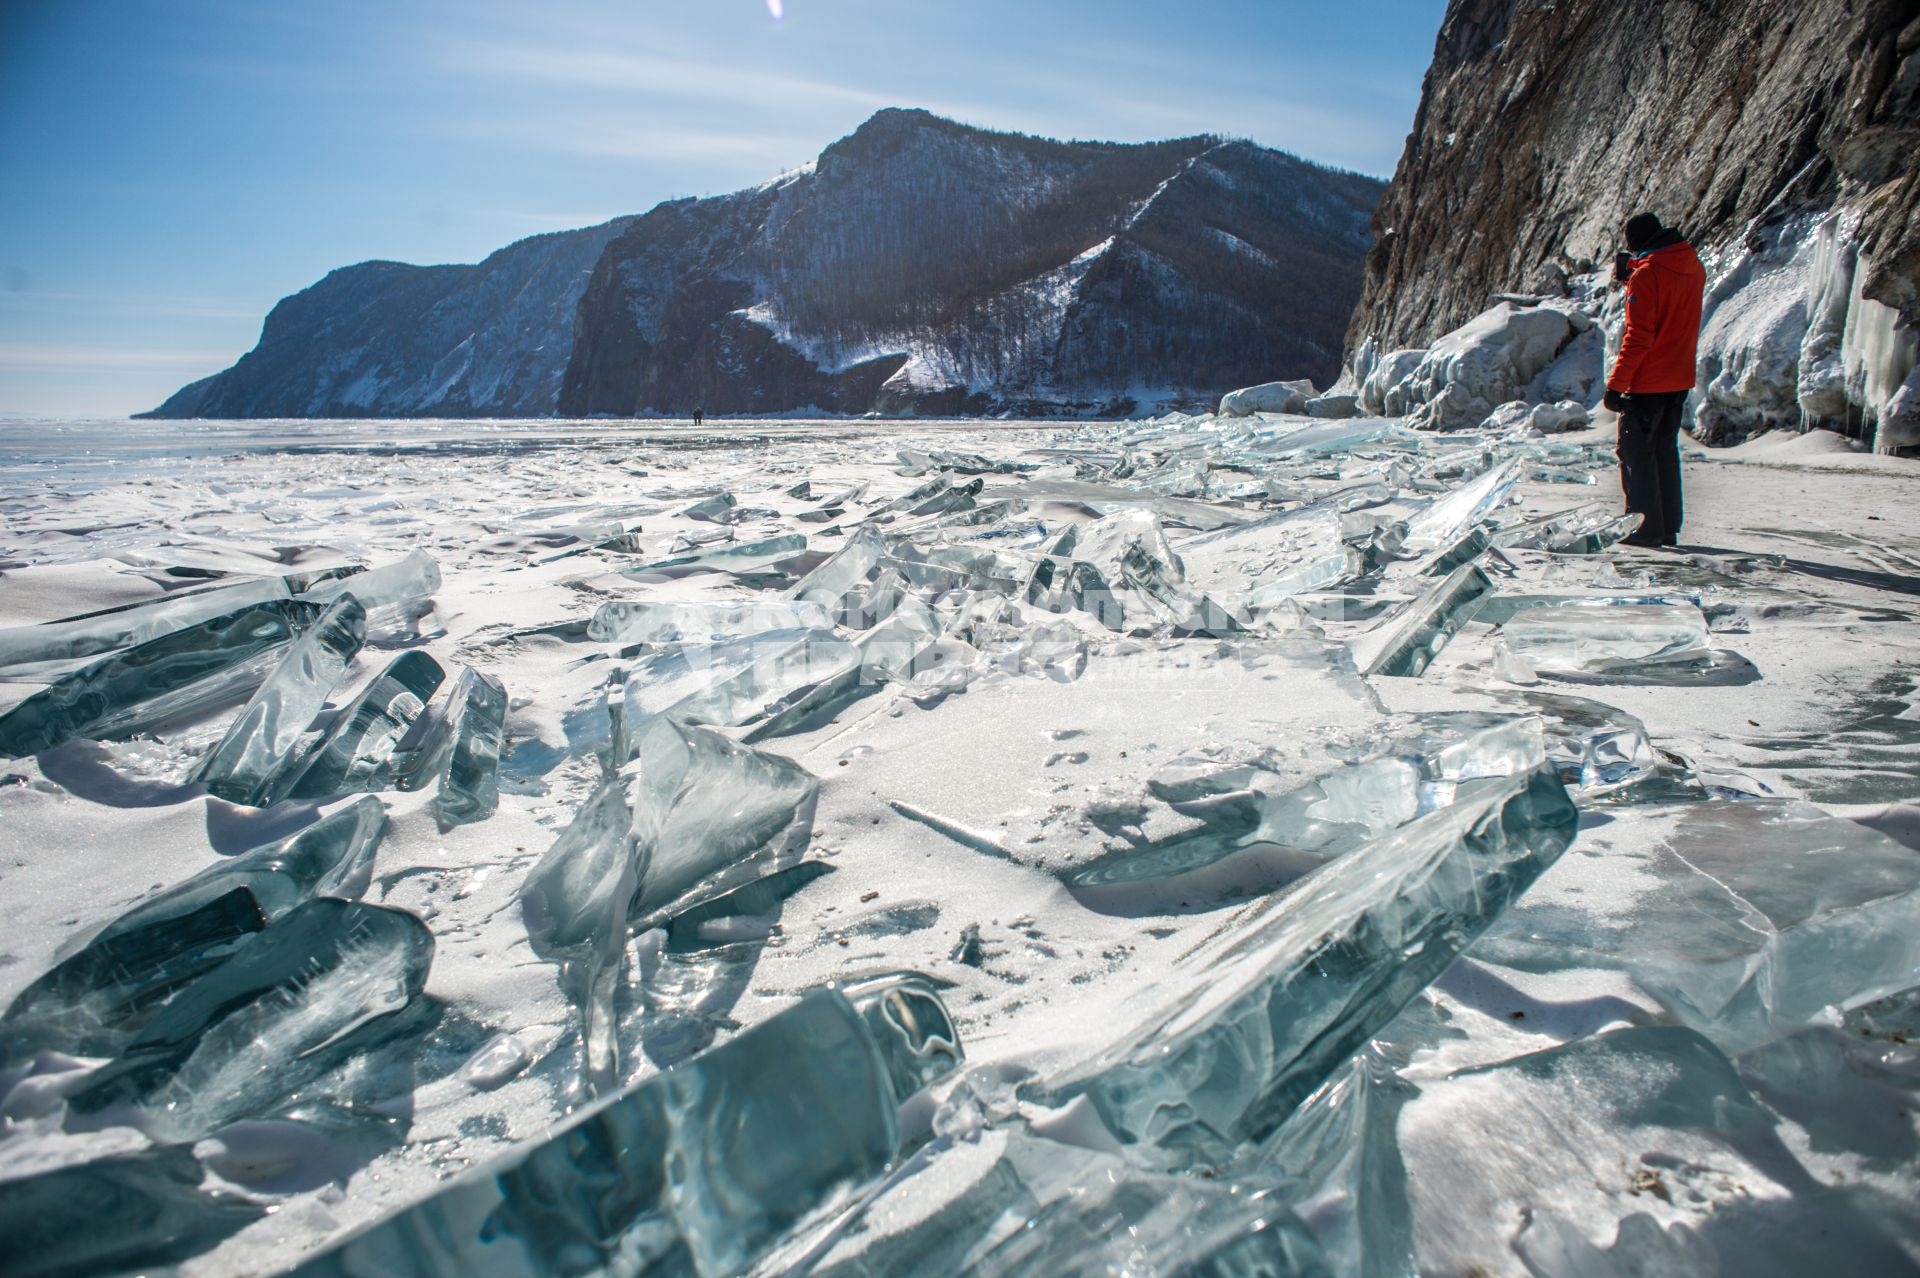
xmin=1306 ymin=393 xmax=1361 ymax=419
xmin=1219 ymin=379 xmax=1315 ymax=417
xmin=1359 ymin=347 xmax=1426 ymax=416
xmin=1526 ymin=399 xmax=1591 ymax=433
xmin=1394 ymin=303 xmax=1589 ymax=430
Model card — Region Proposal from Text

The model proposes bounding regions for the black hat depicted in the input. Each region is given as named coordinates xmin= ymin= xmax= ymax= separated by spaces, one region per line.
xmin=1624 ymin=212 xmax=1664 ymax=253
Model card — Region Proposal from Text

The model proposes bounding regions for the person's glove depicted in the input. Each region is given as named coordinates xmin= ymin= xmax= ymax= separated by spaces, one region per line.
xmin=1603 ymin=388 xmax=1629 ymax=414
xmin=1613 ymin=250 xmax=1634 ymax=284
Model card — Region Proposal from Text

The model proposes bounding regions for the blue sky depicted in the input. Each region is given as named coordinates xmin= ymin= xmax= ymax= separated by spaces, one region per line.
xmin=0 ymin=0 xmax=1447 ymax=418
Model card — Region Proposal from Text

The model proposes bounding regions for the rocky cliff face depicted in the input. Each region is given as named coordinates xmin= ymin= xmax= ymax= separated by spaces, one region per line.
xmin=143 ymin=219 xmax=635 ymax=419
xmin=1346 ymin=0 xmax=1920 ymax=449
xmin=146 ymin=110 xmax=1382 ymax=421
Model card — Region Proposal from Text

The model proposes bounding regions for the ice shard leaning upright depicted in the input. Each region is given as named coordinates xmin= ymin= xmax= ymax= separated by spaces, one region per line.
xmin=1031 ymin=764 xmax=1578 ymax=1166
xmin=283 ymin=974 xmax=961 ymax=1278
xmin=192 ymin=595 xmax=368 ymax=805
xmin=282 ymin=651 xmax=446 ymax=799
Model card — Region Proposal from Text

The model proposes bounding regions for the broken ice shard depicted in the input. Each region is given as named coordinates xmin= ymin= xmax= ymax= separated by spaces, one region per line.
xmin=0 ymin=1145 xmax=265 ymax=1278
xmin=283 ymin=975 xmax=960 ymax=1278
xmin=0 ymin=573 xmax=293 ymax=677
xmin=792 ymin=525 xmax=885 ymax=609
xmin=626 ymin=533 xmax=807 ymax=578
xmin=1032 ymin=764 xmax=1576 ymax=1165
xmin=299 ymin=549 xmax=441 ymax=616
xmin=281 ymin=650 xmax=445 ymax=799
xmin=964 ymin=1156 xmax=1331 ymax=1278
xmin=1245 ymin=548 xmax=1364 ymax=608
xmin=100 ymin=797 xmax=386 ymax=948
xmin=622 ymin=713 xmax=819 ymax=928
xmin=679 ymin=491 xmax=737 ymax=522
xmin=1497 ymin=603 xmax=1710 ymax=674
xmin=740 ymin=598 xmax=944 ymax=742
xmin=66 ymin=898 xmax=434 ymax=1142
xmin=623 ymin=627 xmax=859 ymax=729
xmin=1397 ymin=460 xmax=1519 ymax=553
xmin=587 ymin=598 xmax=833 ymax=644
xmin=1248 ymin=1052 xmax=1416 ymax=1278
xmin=1352 ymin=564 xmax=1493 ymax=677
xmin=192 ymin=594 xmax=368 ymax=805
xmin=522 ymin=780 xmax=637 ymax=1093
xmin=430 ymin=667 xmax=506 ymax=826
xmin=1 ymin=886 xmax=267 ymax=1062
xmin=0 ymin=598 xmax=319 ymax=757
xmin=1479 ymin=799 xmax=1920 ymax=1052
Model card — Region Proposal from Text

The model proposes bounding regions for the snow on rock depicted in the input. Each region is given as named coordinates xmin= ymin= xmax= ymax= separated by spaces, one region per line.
xmin=1359 ymin=346 xmax=1427 ymax=416
xmin=1527 ymin=400 xmax=1591 ymax=433
xmin=1393 ymin=302 xmax=1590 ymax=429
xmin=1305 ymin=393 xmax=1360 ymax=419
xmin=1218 ymin=378 xmax=1316 ymax=416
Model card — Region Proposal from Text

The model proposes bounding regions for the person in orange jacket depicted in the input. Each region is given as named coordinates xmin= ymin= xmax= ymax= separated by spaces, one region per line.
xmin=1602 ymin=212 xmax=1706 ymax=548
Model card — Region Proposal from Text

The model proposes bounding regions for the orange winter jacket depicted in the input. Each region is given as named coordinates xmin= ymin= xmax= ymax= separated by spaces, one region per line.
xmin=1607 ymin=238 xmax=1706 ymax=394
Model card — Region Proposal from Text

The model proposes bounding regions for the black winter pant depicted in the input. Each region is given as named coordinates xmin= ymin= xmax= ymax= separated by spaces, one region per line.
xmin=1617 ymin=390 xmax=1687 ymax=544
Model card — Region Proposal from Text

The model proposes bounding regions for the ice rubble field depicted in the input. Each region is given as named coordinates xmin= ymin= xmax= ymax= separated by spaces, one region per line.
xmin=0 ymin=412 xmax=1918 ymax=1277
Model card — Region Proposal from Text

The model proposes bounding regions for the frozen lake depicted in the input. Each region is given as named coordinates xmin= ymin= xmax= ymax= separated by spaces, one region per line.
xmin=2 ymin=413 xmax=1918 ymax=1276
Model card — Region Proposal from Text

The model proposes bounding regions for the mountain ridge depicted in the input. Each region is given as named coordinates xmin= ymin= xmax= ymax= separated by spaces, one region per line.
xmin=143 ymin=109 xmax=1382 ymax=420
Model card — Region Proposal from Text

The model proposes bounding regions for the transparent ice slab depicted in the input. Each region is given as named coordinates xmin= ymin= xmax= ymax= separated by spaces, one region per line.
xmin=1065 ymin=718 xmax=1546 ymax=894
xmin=621 ymin=714 xmax=819 ymax=929
xmin=740 ymin=598 xmax=943 ymax=742
xmin=298 ymin=549 xmax=441 ymax=616
xmin=1 ymin=886 xmax=267 ymax=1063
xmin=298 ymin=550 xmax=440 ymax=640
xmin=1351 ymin=564 xmax=1493 ymax=678
xmin=0 ymin=1145 xmax=265 ymax=1278
xmin=0 ymin=598 xmax=320 ymax=757
xmin=623 ymin=628 xmax=859 ymax=730
xmin=627 ymin=534 xmax=808 ymax=578
xmin=792 ymin=526 xmax=885 ymax=611
xmin=429 ymin=667 xmax=507 ymax=826
xmin=109 ymin=796 xmax=386 ymax=934
xmin=0 ymin=573 xmax=294 ymax=678
xmin=1245 ymin=549 xmax=1365 ymax=608
xmin=281 ymin=650 xmax=446 ymax=799
xmin=1246 ymin=1053 xmax=1416 ymax=1278
xmin=192 ymin=595 xmax=367 ymax=804
xmin=1033 ymin=764 xmax=1577 ymax=1165
xmin=521 ymin=780 xmax=638 ymax=1093
xmin=1397 ymin=459 xmax=1519 ymax=553
xmin=1497 ymin=603 xmax=1710 ymax=674
xmin=587 ymin=599 xmax=832 ymax=644
xmin=283 ymin=976 xmax=960 ymax=1278
xmin=65 ymin=898 xmax=435 ymax=1141
xmin=679 ymin=491 xmax=737 ymax=522
xmin=1478 ymin=799 xmax=1920 ymax=1053
xmin=961 ymin=1149 xmax=1331 ymax=1278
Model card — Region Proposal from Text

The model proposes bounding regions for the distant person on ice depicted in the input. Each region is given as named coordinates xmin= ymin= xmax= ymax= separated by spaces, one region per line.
xmin=1602 ymin=211 xmax=1706 ymax=549
xmin=693 ymin=407 xmax=704 ymax=427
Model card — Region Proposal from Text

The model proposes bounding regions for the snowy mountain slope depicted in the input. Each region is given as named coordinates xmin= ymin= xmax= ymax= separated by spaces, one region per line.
xmin=562 ymin=111 xmax=1382 ymax=417
xmin=143 ymin=219 xmax=637 ymax=419
xmin=145 ymin=110 xmax=1381 ymax=420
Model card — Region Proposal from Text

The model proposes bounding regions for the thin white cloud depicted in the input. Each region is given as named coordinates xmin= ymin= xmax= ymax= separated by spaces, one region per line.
xmin=438 ymin=37 xmax=896 ymax=115
xmin=0 ymin=343 xmax=238 ymax=372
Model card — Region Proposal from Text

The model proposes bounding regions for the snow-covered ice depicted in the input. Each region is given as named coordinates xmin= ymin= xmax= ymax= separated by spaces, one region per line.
xmin=0 ymin=411 xmax=1917 ymax=1277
